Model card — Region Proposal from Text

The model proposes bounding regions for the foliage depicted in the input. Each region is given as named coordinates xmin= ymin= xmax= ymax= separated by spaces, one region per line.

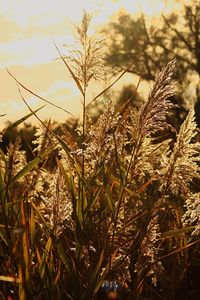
xmin=105 ymin=1 xmax=200 ymax=80
xmin=0 ymin=11 xmax=200 ymax=300
xmin=104 ymin=1 xmax=200 ymax=126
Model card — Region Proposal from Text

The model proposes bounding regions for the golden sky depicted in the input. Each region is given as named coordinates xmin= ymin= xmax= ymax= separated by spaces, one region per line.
xmin=0 ymin=0 xmax=182 ymax=129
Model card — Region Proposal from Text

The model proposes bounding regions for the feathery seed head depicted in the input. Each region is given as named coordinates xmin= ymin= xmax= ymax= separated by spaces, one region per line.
xmin=139 ymin=59 xmax=176 ymax=137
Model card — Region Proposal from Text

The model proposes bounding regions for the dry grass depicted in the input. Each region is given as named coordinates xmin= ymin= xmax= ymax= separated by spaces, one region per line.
xmin=0 ymin=11 xmax=200 ymax=300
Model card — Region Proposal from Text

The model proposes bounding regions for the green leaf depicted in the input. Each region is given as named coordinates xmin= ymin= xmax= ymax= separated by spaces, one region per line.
xmin=94 ymin=249 xmax=118 ymax=293
xmin=0 ymin=275 xmax=20 ymax=283
xmin=86 ymin=186 xmax=102 ymax=213
xmin=55 ymin=134 xmax=81 ymax=174
xmin=162 ymin=226 xmax=195 ymax=238
xmin=32 ymin=200 xmax=72 ymax=275
xmin=4 ymin=105 xmax=45 ymax=133
xmin=30 ymin=206 xmax=35 ymax=247
xmin=39 ymin=237 xmax=52 ymax=279
xmin=105 ymin=185 xmax=114 ymax=215
xmin=84 ymin=249 xmax=104 ymax=298
xmin=0 ymin=229 xmax=8 ymax=246
xmin=11 ymin=148 xmax=53 ymax=184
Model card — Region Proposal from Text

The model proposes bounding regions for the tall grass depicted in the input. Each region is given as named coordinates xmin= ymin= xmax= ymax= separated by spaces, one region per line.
xmin=0 ymin=11 xmax=200 ymax=300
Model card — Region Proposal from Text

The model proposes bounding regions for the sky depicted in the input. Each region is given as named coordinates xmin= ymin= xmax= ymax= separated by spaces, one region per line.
xmin=0 ymin=0 xmax=182 ymax=129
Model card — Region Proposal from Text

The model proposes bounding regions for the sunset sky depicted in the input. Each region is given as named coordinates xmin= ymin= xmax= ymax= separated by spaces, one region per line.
xmin=0 ymin=0 xmax=183 ymax=129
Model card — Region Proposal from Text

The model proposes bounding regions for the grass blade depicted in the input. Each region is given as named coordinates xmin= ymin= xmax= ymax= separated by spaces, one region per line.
xmin=3 ymin=105 xmax=46 ymax=133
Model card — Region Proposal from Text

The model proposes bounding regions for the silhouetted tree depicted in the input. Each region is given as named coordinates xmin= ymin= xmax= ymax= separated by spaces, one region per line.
xmin=105 ymin=1 xmax=200 ymax=124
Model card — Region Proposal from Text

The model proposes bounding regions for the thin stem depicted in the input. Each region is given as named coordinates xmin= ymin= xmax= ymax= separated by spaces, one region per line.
xmin=80 ymin=21 xmax=88 ymax=220
xmin=109 ymin=134 xmax=143 ymax=269
xmin=81 ymin=88 xmax=86 ymax=220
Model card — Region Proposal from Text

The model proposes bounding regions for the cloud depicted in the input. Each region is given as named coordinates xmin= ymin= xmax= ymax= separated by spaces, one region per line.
xmin=1 ymin=0 xmax=178 ymax=67
xmin=0 ymin=36 xmax=57 ymax=67
xmin=0 ymin=61 xmax=82 ymax=128
xmin=43 ymin=80 xmax=80 ymax=97
xmin=0 ymin=0 xmax=105 ymax=29
xmin=0 ymin=33 xmax=79 ymax=68
xmin=0 ymin=15 xmax=22 ymax=43
xmin=0 ymin=0 xmax=181 ymax=129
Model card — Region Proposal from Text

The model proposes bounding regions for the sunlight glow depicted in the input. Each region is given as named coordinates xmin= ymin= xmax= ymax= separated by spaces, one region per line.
xmin=0 ymin=0 xmax=181 ymax=128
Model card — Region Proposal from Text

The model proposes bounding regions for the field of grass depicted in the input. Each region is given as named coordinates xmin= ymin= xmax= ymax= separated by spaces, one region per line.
xmin=0 ymin=11 xmax=200 ymax=300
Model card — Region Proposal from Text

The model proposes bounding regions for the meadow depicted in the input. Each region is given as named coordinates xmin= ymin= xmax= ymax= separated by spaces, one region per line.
xmin=0 ymin=11 xmax=200 ymax=300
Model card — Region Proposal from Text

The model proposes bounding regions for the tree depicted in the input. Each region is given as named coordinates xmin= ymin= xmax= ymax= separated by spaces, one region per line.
xmin=105 ymin=1 xmax=200 ymax=123
xmin=106 ymin=1 xmax=200 ymax=79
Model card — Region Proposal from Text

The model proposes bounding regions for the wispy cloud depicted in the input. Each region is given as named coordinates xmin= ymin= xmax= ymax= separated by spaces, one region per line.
xmin=0 ymin=0 xmax=180 ymax=128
